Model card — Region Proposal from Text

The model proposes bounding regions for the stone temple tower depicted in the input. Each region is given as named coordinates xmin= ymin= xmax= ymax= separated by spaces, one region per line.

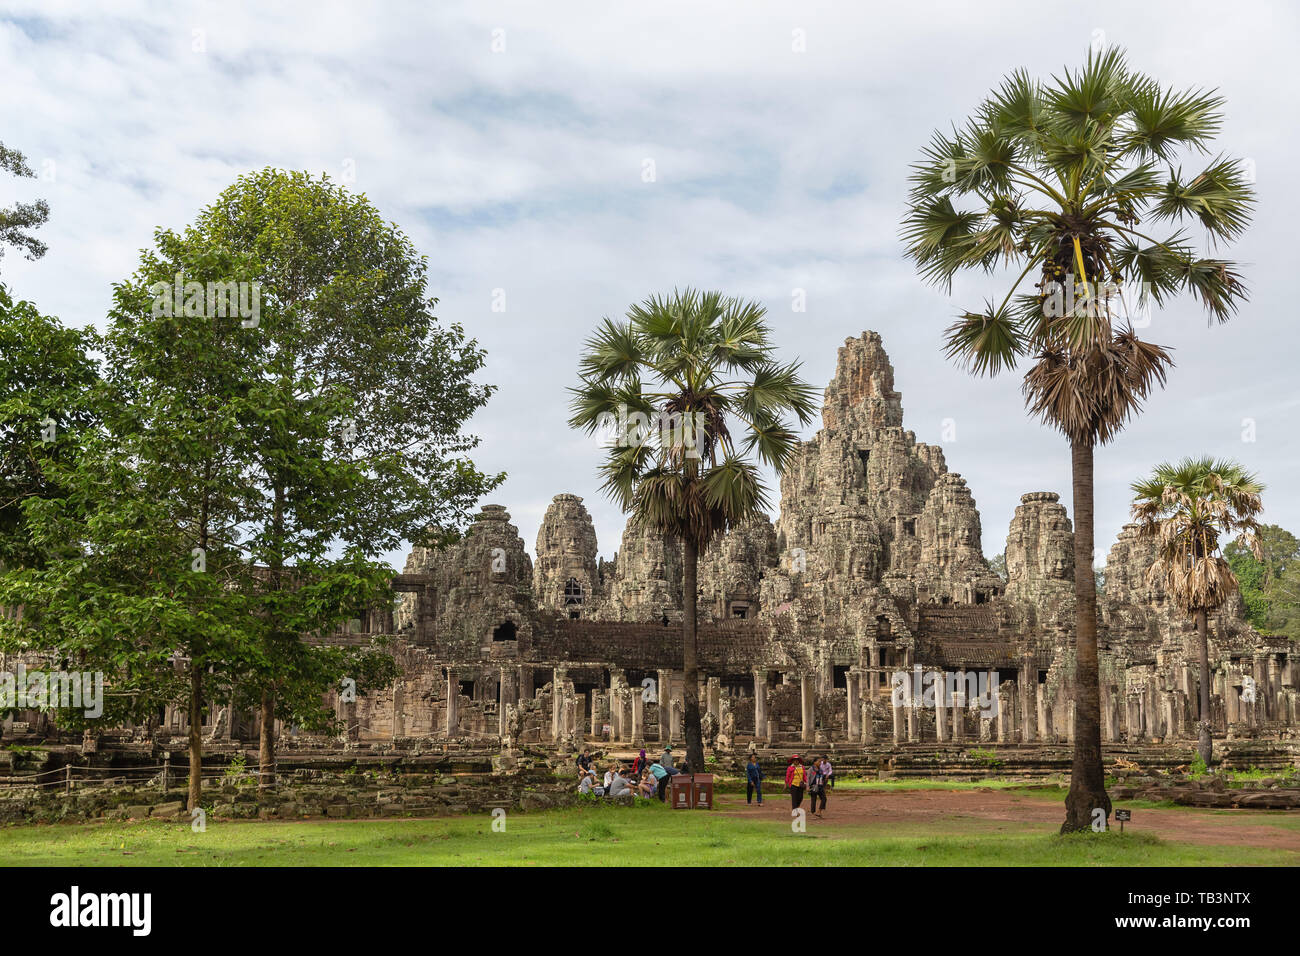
xmin=533 ymin=494 xmax=602 ymax=618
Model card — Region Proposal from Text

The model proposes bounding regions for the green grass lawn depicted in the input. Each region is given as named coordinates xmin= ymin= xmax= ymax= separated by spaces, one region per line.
xmin=1 ymin=786 xmax=1294 ymax=866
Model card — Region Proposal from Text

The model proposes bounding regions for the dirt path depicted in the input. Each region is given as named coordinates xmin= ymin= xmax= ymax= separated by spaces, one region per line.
xmin=717 ymin=788 xmax=1300 ymax=854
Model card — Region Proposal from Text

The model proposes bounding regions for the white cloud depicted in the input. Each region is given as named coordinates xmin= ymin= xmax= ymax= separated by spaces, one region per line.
xmin=2 ymin=0 xmax=1296 ymax=570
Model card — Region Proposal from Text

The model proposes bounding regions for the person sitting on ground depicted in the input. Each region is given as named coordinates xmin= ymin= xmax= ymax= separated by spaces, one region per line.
xmin=603 ymin=767 xmax=615 ymax=790
xmin=633 ymin=748 xmax=648 ymax=775
xmin=637 ymin=772 xmax=657 ymax=798
xmin=607 ymin=767 xmax=633 ymax=798
xmin=576 ymin=748 xmax=593 ymax=777
xmin=578 ymin=772 xmax=596 ymax=795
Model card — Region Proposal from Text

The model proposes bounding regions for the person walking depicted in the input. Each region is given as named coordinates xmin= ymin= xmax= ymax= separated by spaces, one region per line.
xmin=785 ymin=754 xmax=806 ymax=810
xmin=745 ymin=754 xmax=763 ymax=806
xmin=807 ymin=756 xmax=827 ymax=817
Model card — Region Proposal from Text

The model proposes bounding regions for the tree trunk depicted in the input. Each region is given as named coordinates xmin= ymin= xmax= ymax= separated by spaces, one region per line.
xmin=259 ymin=485 xmax=285 ymax=793
xmin=1196 ymin=606 xmax=1212 ymax=767
xmin=258 ymin=689 xmax=276 ymax=791
xmin=681 ymin=538 xmax=705 ymax=774
xmin=1061 ymin=438 xmax=1111 ymax=833
xmin=187 ymin=663 xmax=203 ymax=812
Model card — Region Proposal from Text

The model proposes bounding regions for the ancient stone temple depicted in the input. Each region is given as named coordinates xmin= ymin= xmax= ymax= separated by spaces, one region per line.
xmin=329 ymin=329 xmax=1293 ymax=758
xmin=14 ymin=331 xmax=1287 ymax=762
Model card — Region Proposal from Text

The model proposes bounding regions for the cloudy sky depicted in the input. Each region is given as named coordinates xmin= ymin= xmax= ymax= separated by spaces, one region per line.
xmin=3 ymin=0 xmax=1296 ymax=572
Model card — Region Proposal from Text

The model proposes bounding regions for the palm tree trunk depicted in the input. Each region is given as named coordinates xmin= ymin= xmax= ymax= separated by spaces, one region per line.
xmin=1196 ymin=606 xmax=1212 ymax=767
xmin=681 ymin=538 xmax=705 ymax=773
xmin=187 ymin=662 xmax=203 ymax=812
xmin=258 ymin=689 xmax=276 ymax=791
xmin=1061 ymin=438 xmax=1111 ymax=833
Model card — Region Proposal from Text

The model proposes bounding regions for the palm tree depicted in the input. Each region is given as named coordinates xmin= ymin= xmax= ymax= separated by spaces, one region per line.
xmin=569 ymin=289 xmax=817 ymax=772
xmin=901 ymin=47 xmax=1254 ymax=831
xmin=1131 ymin=457 xmax=1264 ymax=766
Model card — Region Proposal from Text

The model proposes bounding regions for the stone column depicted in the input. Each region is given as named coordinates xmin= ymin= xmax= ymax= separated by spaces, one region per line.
xmin=952 ymin=689 xmax=965 ymax=742
xmin=996 ymin=686 xmax=1009 ymax=743
xmin=869 ymin=644 xmax=881 ymax=697
xmin=707 ymin=676 xmax=721 ymax=723
xmin=551 ymin=667 xmax=566 ymax=741
xmin=1254 ymin=656 xmax=1267 ymax=723
xmin=1268 ymin=655 xmax=1281 ymax=720
xmin=847 ymin=667 xmax=862 ymax=741
xmin=753 ymin=669 xmax=768 ymax=741
xmin=590 ymin=692 xmax=602 ymax=738
xmin=608 ymin=672 xmax=621 ymax=740
xmin=1021 ymin=665 xmax=1036 ymax=743
xmin=392 ymin=681 xmax=405 ymax=740
xmin=519 ymin=665 xmax=534 ymax=703
xmin=631 ymin=685 xmax=644 ymax=746
xmin=1066 ymin=699 xmax=1076 ymax=742
xmin=906 ymin=698 xmax=919 ymax=743
xmin=934 ymin=674 xmax=947 ymax=742
xmin=1126 ymin=695 xmax=1141 ymax=740
xmin=891 ymin=701 xmax=903 ymax=744
xmin=860 ymin=700 xmax=873 ymax=743
xmin=655 ymin=669 xmax=670 ymax=742
xmin=498 ymin=667 xmax=516 ymax=737
xmin=1037 ymin=691 xmax=1049 ymax=741
xmin=444 ymin=668 xmax=459 ymax=739
xmin=800 ymin=674 xmax=815 ymax=742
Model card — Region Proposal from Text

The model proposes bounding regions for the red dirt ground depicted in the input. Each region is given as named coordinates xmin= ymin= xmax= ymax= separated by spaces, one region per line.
xmin=717 ymin=788 xmax=1300 ymax=853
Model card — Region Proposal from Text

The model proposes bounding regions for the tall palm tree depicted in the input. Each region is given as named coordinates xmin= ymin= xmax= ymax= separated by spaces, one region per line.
xmin=1131 ymin=457 xmax=1264 ymax=766
xmin=901 ymin=47 xmax=1254 ymax=832
xmin=569 ymin=289 xmax=817 ymax=772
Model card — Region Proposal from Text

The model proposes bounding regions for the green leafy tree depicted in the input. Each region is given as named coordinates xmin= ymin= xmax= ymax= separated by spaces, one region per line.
xmin=988 ymin=552 xmax=1007 ymax=582
xmin=3 ymin=243 xmax=267 ymax=811
xmin=117 ymin=168 xmax=500 ymax=787
xmin=1131 ymin=457 xmax=1264 ymax=765
xmin=0 ymin=142 xmax=50 ymax=264
xmin=569 ymin=290 xmax=817 ymax=772
xmin=0 ymin=284 xmax=100 ymax=570
xmin=901 ymin=47 xmax=1253 ymax=832
xmin=1226 ymin=524 xmax=1300 ymax=639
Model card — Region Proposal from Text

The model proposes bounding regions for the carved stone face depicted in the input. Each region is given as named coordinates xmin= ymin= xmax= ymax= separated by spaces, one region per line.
xmin=1050 ymin=555 xmax=1069 ymax=579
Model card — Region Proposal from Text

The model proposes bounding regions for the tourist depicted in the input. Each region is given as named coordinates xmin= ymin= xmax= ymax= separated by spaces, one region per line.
xmin=577 ymin=747 xmax=593 ymax=776
xmin=578 ymin=772 xmax=600 ymax=796
xmin=786 ymin=754 xmax=806 ymax=810
xmin=807 ymin=756 xmax=827 ymax=817
xmin=649 ymin=760 xmax=671 ymax=801
xmin=603 ymin=767 xmax=615 ymax=791
xmin=637 ymin=772 xmax=657 ymax=799
xmin=821 ymin=755 xmax=834 ymax=790
xmin=633 ymin=748 xmax=648 ymax=775
xmin=661 ymin=746 xmax=677 ymax=772
xmin=608 ymin=768 xmax=633 ymax=798
xmin=745 ymin=754 xmax=763 ymax=805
